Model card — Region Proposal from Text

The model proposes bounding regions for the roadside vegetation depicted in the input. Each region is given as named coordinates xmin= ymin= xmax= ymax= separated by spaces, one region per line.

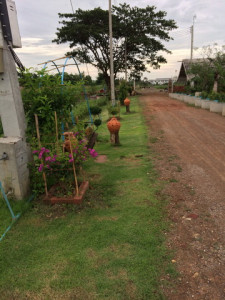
xmin=179 ymin=44 xmax=225 ymax=98
xmin=0 ymin=97 xmax=175 ymax=299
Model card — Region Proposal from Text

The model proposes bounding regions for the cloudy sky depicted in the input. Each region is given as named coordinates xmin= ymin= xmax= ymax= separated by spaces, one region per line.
xmin=14 ymin=0 xmax=225 ymax=80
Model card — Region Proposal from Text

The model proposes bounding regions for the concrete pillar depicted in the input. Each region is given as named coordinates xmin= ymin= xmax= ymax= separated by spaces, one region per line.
xmin=0 ymin=39 xmax=26 ymax=138
xmin=0 ymin=28 xmax=30 ymax=199
xmin=0 ymin=137 xmax=30 ymax=198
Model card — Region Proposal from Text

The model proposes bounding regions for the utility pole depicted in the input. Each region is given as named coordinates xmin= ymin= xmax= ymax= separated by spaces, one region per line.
xmin=109 ymin=0 xmax=115 ymax=105
xmin=190 ymin=15 xmax=196 ymax=62
xmin=125 ymin=38 xmax=127 ymax=82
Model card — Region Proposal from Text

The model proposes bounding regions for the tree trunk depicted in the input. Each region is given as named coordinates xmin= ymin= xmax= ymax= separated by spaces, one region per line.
xmin=212 ymin=73 xmax=219 ymax=93
xmin=103 ymin=73 xmax=110 ymax=92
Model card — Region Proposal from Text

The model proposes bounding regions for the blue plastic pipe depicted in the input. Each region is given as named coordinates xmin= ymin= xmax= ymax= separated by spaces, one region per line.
xmin=0 ymin=182 xmax=34 ymax=242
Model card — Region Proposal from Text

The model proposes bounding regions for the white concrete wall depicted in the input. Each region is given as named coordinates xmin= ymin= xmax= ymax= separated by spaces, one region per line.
xmin=169 ymin=93 xmax=225 ymax=117
xmin=195 ymin=98 xmax=202 ymax=107
xmin=222 ymin=105 xmax=225 ymax=117
xmin=201 ymin=100 xmax=211 ymax=109
xmin=210 ymin=102 xmax=224 ymax=113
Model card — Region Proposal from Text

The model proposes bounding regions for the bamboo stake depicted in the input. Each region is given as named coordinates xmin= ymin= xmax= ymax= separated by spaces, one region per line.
xmin=54 ymin=111 xmax=59 ymax=152
xmin=43 ymin=64 xmax=79 ymax=72
xmin=52 ymin=64 xmax=77 ymax=67
xmin=37 ymin=56 xmax=70 ymax=65
xmin=34 ymin=114 xmax=48 ymax=196
xmin=34 ymin=114 xmax=41 ymax=148
xmin=69 ymin=136 xmax=79 ymax=196
xmin=80 ymin=166 xmax=85 ymax=183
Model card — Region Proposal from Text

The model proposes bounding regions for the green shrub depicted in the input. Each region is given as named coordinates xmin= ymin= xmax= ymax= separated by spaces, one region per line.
xmin=20 ymin=68 xmax=83 ymax=141
xmin=96 ymin=96 xmax=107 ymax=106
xmin=108 ymin=103 xmax=120 ymax=116
xmin=118 ymin=80 xmax=128 ymax=105
xmin=94 ymin=119 xmax=102 ymax=127
xmin=200 ymin=91 xmax=208 ymax=99
xmin=90 ymin=106 xmax=102 ymax=115
xmin=200 ymin=91 xmax=225 ymax=102
xmin=208 ymin=92 xmax=220 ymax=100
xmin=73 ymin=97 xmax=107 ymax=120
xmin=218 ymin=93 xmax=225 ymax=102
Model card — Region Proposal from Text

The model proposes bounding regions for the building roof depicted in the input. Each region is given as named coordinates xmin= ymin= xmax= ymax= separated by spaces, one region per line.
xmin=177 ymin=58 xmax=205 ymax=83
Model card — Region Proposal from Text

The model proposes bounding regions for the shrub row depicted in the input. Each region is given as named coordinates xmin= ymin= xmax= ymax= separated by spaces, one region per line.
xmin=73 ymin=96 xmax=107 ymax=120
xmin=200 ymin=91 xmax=225 ymax=102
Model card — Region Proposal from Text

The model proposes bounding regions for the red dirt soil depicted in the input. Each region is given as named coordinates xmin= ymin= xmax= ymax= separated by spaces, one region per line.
xmin=140 ymin=90 xmax=225 ymax=300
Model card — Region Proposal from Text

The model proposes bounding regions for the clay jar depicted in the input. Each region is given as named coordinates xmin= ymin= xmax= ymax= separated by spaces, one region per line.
xmin=124 ymin=97 xmax=130 ymax=106
xmin=107 ymin=117 xmax=121 ymax=134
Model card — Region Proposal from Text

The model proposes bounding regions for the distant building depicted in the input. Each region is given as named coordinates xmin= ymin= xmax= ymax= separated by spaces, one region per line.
xmin=149 ymin=80 xmax=157 ymax=85
xmin=154 ymin=78 xmax=170 ymax=85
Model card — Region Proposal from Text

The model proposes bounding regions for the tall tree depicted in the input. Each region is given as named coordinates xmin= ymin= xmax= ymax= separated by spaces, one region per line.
xmin=189 ymin=44 xmax=225 ymax=93
xmin=53 ymin=3 xmax=177 ymax=89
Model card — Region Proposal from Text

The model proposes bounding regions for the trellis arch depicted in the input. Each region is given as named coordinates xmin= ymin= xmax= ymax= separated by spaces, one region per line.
xmin=39 ymin=56 xmax=93 ymax=125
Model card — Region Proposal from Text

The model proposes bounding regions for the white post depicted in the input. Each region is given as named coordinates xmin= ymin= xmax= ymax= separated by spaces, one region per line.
xmin=190 ymin=25 xmax=193 ymax=61
xmin=0 ymin=3 xmax=30 ymax=199
xmin=125 ymin=38 xmax=127 ymax=82
xmin=109 ymin=0 xmax=115 ymax=105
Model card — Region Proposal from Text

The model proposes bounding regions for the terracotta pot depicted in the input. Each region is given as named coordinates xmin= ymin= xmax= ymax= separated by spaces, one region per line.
xmin=107 ymin=117 xmax=121 ymax=134
xmin=124 ymin=98 xmax=130 ymax=106
xmin=63 ymin=132 xmax=78 ymax=152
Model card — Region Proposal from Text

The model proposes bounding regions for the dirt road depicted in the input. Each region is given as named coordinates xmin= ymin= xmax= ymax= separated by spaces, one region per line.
xmin=140 ymin=91 xmax=225 ymax=300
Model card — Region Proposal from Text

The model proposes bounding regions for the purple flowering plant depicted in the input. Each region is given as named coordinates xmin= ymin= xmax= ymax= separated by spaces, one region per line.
xmin=32 ymin=132 xmax=98 ymax=173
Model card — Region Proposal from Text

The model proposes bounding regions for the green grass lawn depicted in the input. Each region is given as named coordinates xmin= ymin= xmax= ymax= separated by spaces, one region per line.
xmin=0 ymin=97 xmax=174 ymax=299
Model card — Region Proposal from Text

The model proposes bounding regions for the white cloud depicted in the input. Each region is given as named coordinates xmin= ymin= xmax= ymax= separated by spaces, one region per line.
xmin=13 ymin=0 xmax=225 ymax=80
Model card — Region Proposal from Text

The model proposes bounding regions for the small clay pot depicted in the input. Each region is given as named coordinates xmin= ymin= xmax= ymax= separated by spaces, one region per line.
xmin=63 ymin=132 xmax=78 ymax=152
xmin=107 ymin=117 xmax=121 ymax=134
xmin=124 ymin=98 xmax=131 ymax=106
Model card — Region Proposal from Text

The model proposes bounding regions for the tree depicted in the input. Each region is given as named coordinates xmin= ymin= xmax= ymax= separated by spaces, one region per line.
xmin=95 ymin=73 xmax=105 ymax=85
xmin=61 ymin=72 xmax=81 ymax=83
xmin=53 ymin=3 xmax=177 ymax=89
xmin=84 ymin=75 xmax=92 ymax=85
xmin=189 ymin=44 xmax=225 ymax=93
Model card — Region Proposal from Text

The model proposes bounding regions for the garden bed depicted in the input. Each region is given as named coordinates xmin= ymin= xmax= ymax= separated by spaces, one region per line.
xmin=43 ymin=181 xmax=89 ymax=204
